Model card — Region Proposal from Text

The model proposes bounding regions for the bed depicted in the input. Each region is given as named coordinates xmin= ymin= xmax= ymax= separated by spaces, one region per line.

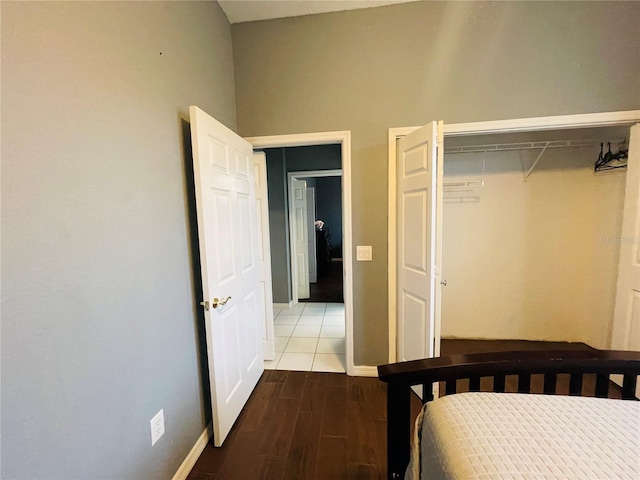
xmin=377 ymin=349 xmax=640 ymax=480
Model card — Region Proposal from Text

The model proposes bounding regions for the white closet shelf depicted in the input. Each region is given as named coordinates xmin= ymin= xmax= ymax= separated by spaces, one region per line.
xmin=444 ymin=138 xmax=626 ymax=154
xmin=445 ymin=138 xmax=626 ymax=181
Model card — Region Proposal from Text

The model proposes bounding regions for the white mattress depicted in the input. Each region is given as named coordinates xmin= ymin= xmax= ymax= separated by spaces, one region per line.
xmin=410 ymin=392 xmax=640 ymax=480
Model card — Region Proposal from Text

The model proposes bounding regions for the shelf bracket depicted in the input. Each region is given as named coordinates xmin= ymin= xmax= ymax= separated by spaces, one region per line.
xmin=523 ymin=142 xmax=550 ymax=181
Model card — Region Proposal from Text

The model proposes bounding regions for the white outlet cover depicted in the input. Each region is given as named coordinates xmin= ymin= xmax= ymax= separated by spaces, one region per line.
xmin=150 ymin=409 xmax=165 ymax=446
xmin=356 ymin=245 xmax=372 ymax=261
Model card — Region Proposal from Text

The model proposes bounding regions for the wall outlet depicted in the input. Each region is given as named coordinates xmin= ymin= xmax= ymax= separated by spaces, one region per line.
xmin=150 ymin=409 xmax=165 ymax=446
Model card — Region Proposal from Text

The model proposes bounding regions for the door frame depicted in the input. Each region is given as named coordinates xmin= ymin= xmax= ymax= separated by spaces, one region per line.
xmin=288 ymin=169 xmax=343 ymax=303
xmin=387 ymin=110 xmax=640 ymax=363
xmin=246 ymin=131 xmax=355 ymax=375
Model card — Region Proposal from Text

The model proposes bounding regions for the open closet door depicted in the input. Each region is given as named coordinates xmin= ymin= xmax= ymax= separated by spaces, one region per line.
xmin=611 ymin=123 xmax=640 ymax=397
xmin=190 ymin=106 xmax=263 ymax=446
xmin=397 ymin=121 xmax=444 ymax=374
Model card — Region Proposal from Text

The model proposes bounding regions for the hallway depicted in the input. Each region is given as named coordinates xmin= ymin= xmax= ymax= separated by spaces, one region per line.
xmin=306 ymin=260 xmax=343 ymax=303
xmin=265 ymin=302 xmax=346 ymax=373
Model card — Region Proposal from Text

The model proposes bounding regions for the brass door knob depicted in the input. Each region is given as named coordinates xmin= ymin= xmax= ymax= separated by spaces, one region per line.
xmin=212 ymin=296 xmax=232 ymax=309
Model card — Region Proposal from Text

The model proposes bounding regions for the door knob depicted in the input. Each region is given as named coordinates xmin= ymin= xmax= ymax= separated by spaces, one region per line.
xmin=212 ymin=296 xmax=232 ymax=309
xmin=440 ymin=280 xmax=447 ymax=286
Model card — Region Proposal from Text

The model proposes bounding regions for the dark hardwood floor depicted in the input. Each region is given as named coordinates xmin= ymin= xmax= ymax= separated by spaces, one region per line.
xmin=188 ymin=370 xmax=387 ymax=480
xmin=440 ymin=338 xmax=597 ymax=355
xmin=188 ymin=339 xmax=609 ymax=480
xmin=305 ymin=261 xmax=343 ymax=303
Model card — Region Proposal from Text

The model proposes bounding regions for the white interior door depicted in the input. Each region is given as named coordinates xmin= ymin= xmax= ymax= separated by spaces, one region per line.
xmin=307 ymin=187 xmax=318 ymax=284
xmin=253 ymin=152 xmax=275 ymax=360
xmin=190 ymin=106 xmax=264 ymax=446
xmin=397 ymin=121 xmax=443 ymax=369
xmin=611 ymin=123 xmax=640 ymax=396
xmin=292 ymin=179 xmax=310 ymax=299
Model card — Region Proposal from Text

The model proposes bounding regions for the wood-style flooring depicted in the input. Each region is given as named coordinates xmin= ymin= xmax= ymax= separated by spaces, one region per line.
xmin=188 ymin=339 xmax=603 ymax=480
xmin=306 ymin=261 xmax=343 ymax=303
xmin=188 ymin=370 xmax=387 ymax=480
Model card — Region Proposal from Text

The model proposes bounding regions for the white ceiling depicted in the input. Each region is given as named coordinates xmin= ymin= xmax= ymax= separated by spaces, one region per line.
xmin=218 ymin=0 xmax=420 ymax=24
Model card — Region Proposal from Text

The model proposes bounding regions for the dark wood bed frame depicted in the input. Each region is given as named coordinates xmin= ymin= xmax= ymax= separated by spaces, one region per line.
xmin=377 ymin=349 xmax=640 ymax=480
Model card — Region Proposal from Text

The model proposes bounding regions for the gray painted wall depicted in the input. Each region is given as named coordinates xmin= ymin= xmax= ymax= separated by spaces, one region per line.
xmin=285 ymin=144 xmax=342 ymax=173
xmin=264 ymin=145 xmax=342 ymax=303
xmin=232 ymin=1 xmax=640 ymax=365
xmin=315 ymin=176 xmax=343 ymax=258
xmin=1 ymin=2 xmax=236 ymax=478
xmin=264 ymin=148 xmax=292 ymax=303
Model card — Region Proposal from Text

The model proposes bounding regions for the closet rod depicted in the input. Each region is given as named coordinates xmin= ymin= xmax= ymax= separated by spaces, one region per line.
xmin=444 ymin=138 xmax=626 ymax=155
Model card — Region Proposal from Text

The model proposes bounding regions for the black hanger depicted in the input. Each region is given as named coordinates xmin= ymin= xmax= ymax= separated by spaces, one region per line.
xmin=595 ymin=141 xmax=628 ymax=172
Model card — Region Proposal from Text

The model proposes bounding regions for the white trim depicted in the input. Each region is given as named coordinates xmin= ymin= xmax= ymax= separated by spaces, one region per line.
xmin=172 ymin=424 xmax=211 ymax=480
xmin=290 ymin=169 xmax=342 ymax=178
xmin=246 ymin=131 xmax=350 ymax=148
xmin=388 ymin=110 xmax=640 ymax=363
xmin=392 ymin=110 xmax=640 ymax=140
xmin=247 ymin=131 xmax=356 ymax=376
xmin=445 ymin=110 xmax=640 ymax=136
xmin=387 ymin=128 xmax=399 ymax=364
xmin=352 ymin=365 xmax=379 ymax=377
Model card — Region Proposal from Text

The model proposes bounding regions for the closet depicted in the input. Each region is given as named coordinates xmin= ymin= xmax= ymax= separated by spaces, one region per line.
xmin=391 ymin=112 xmax=639 ymax=367
xmin=440 ymin=125 xmax=631 ymax=349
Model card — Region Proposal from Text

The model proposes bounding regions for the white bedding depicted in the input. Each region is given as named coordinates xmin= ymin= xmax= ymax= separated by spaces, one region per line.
xmin=407 ymin=392 xmax=640 ymax=480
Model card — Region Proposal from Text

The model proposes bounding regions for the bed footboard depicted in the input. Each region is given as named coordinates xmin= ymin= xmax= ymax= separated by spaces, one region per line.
xmin=377 ymin=349 xmax=640 ymax=480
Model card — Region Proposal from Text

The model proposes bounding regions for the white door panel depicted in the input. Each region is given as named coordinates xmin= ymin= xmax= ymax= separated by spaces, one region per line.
xmin=253 ymin=152 xmax=275 ymax=360
xmin=397 ymin=121 xmax=443 ymax=376
xmin=292 ymin=179 xmax=310 ymax=299
xmin=402 ymin=291 xmax=427 ymax=360
xmin=190 ymin=106 xmax=264 ymax=446
xmin=307 ymin=187 xmax=318 ymax=284
xmin=611 ymin=123 xmax=640 ymax=397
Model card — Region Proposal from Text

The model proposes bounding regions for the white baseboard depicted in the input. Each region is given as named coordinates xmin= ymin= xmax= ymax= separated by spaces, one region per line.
xmin=352 ymin=365 xmax=378 ymax=377
xmin=172 ymin=423 xmax=211 ymax=480
xmin=273 ymin=302 xmax=293 ymax=309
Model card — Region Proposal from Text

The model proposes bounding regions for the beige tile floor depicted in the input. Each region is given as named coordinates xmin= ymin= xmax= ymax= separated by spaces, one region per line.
xmin=264 ymin=302 xmax=346 ymax=373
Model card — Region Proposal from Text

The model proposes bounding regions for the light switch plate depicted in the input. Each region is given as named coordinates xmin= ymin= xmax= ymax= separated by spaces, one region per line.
xmin=356 ymin=245 xmax=372 ymax=261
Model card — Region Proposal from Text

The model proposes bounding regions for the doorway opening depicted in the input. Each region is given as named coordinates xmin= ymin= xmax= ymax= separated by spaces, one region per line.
xmin=247 ymin=131 xmax=354 ymax=375
xmin=288 ymin=169 xmax=344 ymax=304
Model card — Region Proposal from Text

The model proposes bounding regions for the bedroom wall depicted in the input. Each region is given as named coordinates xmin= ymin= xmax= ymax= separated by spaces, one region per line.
xmin=440 ymin=146 xmax=627 ymax=349
xmin=231 ymin=1 xmax=640 ymax=365
xmin=1 ymin=2 xmax=236 ymax=478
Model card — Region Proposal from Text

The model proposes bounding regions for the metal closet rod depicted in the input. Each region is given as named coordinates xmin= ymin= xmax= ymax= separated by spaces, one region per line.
xmin=444 ymin=138 xmax=626 ymax=154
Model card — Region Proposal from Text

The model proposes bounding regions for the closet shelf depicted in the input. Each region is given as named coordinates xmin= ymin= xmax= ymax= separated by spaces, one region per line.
xmin=444 ymin=138 xmax=626 ymax=154
xmin=445 ymin=137 xmax=626 ymax=181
